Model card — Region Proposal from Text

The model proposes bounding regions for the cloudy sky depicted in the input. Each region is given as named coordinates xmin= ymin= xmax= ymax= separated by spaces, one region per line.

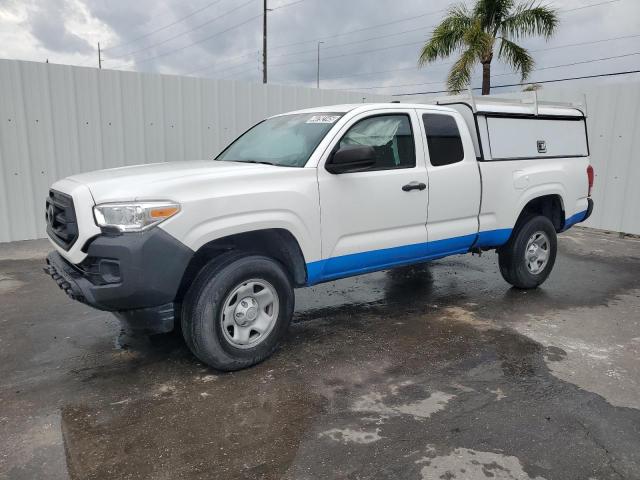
xmin=1 ymin=0 xmax=639 ymax=96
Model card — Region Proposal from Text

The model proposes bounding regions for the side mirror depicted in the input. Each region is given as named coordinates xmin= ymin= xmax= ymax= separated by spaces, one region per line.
xmin=326 ymin=145 xmax=376 ymax=174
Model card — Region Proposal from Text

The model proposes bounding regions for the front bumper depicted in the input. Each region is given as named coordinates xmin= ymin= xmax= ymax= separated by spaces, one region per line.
xmin=44 ymin=227 xmax=193 ymax=333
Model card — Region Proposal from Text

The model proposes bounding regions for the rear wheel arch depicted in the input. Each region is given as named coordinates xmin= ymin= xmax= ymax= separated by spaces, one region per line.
xmin=176 ymin=228 xmax=307 ymax=304
xmin=513 ymin=194 xmax=565 ymax=233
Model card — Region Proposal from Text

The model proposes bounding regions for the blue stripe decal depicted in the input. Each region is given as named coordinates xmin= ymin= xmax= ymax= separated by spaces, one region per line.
xmin=474 ymin=228 xmax=513 ymax=248
xmin=562 ymin=209 xmax=588 ymax=231
xmin=306 ymin=228 xmax=512 ymax=285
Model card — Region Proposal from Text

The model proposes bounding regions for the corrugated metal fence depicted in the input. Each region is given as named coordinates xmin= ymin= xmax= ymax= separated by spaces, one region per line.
xmin=0 ymin=59 xmax=387 ymax=242
xmin=1 ymin=59 xmax=638 ymax=241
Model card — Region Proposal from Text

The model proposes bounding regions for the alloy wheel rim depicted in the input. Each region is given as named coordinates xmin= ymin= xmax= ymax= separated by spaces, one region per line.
xmin=524 ymin=231 xmax=550 ymax=274
xmin=220 ymin=279 xmax=279 ymax=349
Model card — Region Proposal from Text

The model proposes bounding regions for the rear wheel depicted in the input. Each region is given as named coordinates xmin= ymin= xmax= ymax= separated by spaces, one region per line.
xmin=181 ymin=253 xmax=294 ymax=371
xmin=498 ymin=215 xmax=557 ymax=289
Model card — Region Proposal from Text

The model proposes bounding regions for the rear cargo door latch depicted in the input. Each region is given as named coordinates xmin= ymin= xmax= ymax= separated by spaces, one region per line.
xmin=537 ymin=140 xmax=547 ymax=153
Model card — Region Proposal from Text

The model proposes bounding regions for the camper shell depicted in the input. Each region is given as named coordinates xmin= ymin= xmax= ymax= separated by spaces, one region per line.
xmin=430 ymin=92 xmax=589 ymax=162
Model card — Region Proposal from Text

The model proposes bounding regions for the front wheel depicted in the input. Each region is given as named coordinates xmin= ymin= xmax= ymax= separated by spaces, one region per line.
xmin=498 ymin=215 xmax=558 ymax=289
xmin=181 ymin=253 xmax=294 ymax=371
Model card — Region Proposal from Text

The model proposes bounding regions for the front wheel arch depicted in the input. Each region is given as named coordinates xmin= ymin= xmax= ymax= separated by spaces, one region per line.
xmin=175 ymin=228 xmax=308 ymax=305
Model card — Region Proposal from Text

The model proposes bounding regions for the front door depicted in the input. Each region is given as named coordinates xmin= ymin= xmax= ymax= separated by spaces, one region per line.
xmin=312 ymin=109 xmax=430 ymax=283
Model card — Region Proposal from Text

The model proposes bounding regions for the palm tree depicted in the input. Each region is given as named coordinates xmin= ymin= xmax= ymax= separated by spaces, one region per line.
xmin=419 ymin=0 xmax=558 ymax=95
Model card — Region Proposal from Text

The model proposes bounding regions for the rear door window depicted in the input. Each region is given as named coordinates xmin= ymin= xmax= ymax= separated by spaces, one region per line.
xmin=422 ymin=113 xmax=464 ymax=167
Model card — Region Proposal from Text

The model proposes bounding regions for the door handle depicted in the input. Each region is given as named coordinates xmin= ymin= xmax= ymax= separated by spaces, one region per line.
xmin=402 ymin=181 xmax=427 ymax=192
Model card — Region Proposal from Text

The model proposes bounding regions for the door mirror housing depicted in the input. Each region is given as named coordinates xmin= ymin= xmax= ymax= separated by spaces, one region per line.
xmin=326 ymin=145 xmax=376 ymax=174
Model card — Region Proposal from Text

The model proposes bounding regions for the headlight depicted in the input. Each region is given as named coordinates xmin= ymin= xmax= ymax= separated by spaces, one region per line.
xmin=93 ymin=201 xmax=180 ymax=232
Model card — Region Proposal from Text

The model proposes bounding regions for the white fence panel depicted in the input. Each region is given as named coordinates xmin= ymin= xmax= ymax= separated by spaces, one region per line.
xmin=0 ymin=59 xmax=387 ymax=242
xmin=1 ymin=59 xmax=638 ymax=241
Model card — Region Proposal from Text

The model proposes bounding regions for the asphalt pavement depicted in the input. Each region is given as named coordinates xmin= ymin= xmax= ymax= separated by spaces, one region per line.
xmin=1 ymin=227 xmax=639 ymax=480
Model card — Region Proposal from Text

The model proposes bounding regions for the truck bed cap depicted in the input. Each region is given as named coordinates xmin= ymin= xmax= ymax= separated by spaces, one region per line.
xmin=431 ymin=92 xmax=586 ymax=117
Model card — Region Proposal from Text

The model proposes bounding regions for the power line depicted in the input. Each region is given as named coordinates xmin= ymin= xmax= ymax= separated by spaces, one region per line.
xmin=180 ymin=7 xmax=446 ymax=76
xmin=560 ymin=0 xmax=621 ymax=12
xmin=269 ymin=25 xmax=434 ymax=60
xmin=105 ymin=0 xmax=227 ymax=53
xmin=393 ymin=69 xmax=640 ymax=96
xmin=352 ymin=51 xmax=640 ymax=91
xmin=107 ymin=0 xmax=256 ymax=62
xmin=270 ymin=0 xmax=310 ymax=10
xmin=336 ymin=33 xmax=640 ymax=88
xmin=186 ymin=25 xmax=434 ymax=76
xmin=269 ymin=0 xmax=628 ymax=70
xmin=109 ymin=0 xmax=309 ymax=71
xmin=185 ymin=19 xmax=638 ymax=78
xmin=268 ymin=7 xmax=447 ymax=51
xmin=111 ymin=14 xmax=262 ymax=69
xmin=271 ymin=40 xmax=427 ymax=68
xmin=174 ymin=0 xmax=620 ymax=78
xmin=266 ymin=0 xmax=619 ymax=54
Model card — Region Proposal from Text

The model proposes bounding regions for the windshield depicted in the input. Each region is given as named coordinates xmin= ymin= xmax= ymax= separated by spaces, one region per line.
xmin=215 ymin=113 xmax=343 ymax=167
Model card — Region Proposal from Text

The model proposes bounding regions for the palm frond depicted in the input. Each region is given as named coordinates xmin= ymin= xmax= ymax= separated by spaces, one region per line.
xmin=500 ymin=1 xmax=558 ymax=39
xmin=447 ymin=48 xmax=478 ymax=93
xmin=473 ymin=0 xmax=515 ymax=31
xmin=463 ymin=18 xmax=494 ymax=56
xmin=498 ymin=37 xmax=534 ymax=80
xmin=418 ymin=4 xmax=473 ymax=66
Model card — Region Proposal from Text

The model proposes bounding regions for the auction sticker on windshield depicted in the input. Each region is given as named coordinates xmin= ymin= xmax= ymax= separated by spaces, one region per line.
xmin=306 ymin=114 xmax=341 ymax=124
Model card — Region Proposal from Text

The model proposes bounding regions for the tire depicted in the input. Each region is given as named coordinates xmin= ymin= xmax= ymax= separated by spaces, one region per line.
xmin=181 ymin=252 xmax=294 ymax=371
xmin=498 ymin=215 xmax=557 ymax=289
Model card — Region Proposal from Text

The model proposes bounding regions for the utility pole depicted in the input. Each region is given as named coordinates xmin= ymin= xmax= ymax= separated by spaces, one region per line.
xmin=98 ymin=42 xmax=102 ymax=69
xmin=262 ymin=0 xmax=268 ymax=84
xmin=316 ymin=41 xmax=324 ymax=88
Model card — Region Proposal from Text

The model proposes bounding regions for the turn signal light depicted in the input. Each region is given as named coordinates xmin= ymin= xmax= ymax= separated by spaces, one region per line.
xmin=150 ymin=206 xmax=180 ymax=219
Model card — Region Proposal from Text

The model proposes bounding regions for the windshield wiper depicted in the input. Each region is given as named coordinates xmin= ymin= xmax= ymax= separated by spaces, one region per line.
xmin=244 ymin=160 xmax=276 ymax=166
xmin=224 ymin=159 xmax=277 ymax=166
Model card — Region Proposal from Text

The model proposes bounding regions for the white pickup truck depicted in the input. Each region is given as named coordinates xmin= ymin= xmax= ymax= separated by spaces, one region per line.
xmin=44 ymin=95 xmax=594 ymax=370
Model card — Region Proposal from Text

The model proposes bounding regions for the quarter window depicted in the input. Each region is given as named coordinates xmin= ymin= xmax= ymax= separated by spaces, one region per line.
xmin=337 ymin=114 xmax=415 ymax=170
xmin=422 ymin=113 xmax=464 ymax=167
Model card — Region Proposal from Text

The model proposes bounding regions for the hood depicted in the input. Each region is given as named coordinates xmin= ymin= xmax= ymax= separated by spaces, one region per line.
xmin=67 ymin=160 xmax=276 ymax=203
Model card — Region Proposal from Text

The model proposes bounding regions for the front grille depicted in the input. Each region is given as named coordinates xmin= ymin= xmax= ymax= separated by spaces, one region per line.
xmin=46 ymin=190 xmax=78 ymax=250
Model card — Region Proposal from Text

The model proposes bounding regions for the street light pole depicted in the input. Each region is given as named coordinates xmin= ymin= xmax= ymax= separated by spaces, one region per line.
xmin=316 ymin=41 xmax=324 ymax=88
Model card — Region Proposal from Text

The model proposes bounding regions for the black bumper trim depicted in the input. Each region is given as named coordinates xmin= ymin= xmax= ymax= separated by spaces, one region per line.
xmin=584 ymin=198 xmax=594 ymax=222
xmin=44 ymin=228 xmax=193 ymax=324
xmin=113 ymin=303 xmax=176 ymax=334
xmin=44 ymin=253 xmax=91 ymax=304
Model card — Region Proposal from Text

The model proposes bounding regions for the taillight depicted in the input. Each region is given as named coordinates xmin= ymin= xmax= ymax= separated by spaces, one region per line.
xmin=587 ymin=165 xmax=594 ymax=197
